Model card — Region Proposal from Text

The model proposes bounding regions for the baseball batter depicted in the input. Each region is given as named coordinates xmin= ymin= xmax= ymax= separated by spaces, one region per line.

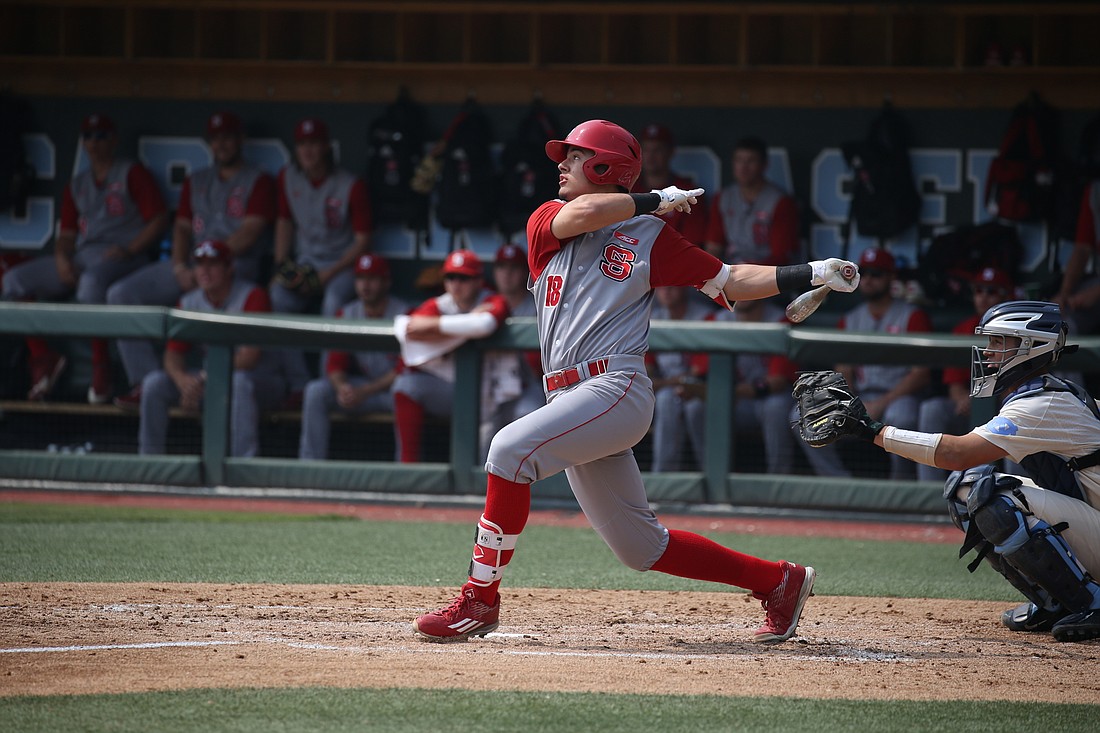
xmin=413 ymin=119 xmax=860 ymax=644
xmin=793 ymin=301 xmax=1100 ymax=642
xmin=108 ymin=111 xmax=275 ymax=409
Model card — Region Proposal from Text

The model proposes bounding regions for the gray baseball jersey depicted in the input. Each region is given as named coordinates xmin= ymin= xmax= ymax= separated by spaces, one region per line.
xmin=711 ymin=182 xmax=787 ymax=264
xmin=186 ymin=163 xmax=270 ymax=279
xmin=70 ymin=159 xmax=148 ymax=250
xmin=333 ymin=296 xmax=410 ymax=379
xmin=281 ymin=165 xmax=359 ymax=269
xmin=840 ymin=299 xmax=931 ymax=393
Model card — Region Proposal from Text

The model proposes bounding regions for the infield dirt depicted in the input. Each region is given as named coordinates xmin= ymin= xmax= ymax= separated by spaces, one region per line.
xmin=2 ymin=582 xmax=1099 ymax=704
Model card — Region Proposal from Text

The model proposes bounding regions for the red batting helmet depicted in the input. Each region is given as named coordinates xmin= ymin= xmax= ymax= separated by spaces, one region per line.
xmin=545 ymin=120 xmax=642 ymax=189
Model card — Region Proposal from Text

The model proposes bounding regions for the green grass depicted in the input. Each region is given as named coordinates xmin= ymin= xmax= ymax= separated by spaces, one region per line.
xmin=1 ymin=687 xmax=1095 ymax=733
xmin=0 ymin=501 xmax=1011 ymax=599
xmin=1 ymin=499 xmax=1083 ymax=733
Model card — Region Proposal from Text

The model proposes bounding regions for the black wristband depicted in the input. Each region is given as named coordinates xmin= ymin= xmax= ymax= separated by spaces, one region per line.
xmin=629 ymin=192 xmax=661 ymax=217
xmin=775 ymin=264 xmax=813 ymax=292
xmin=754 ymin=379 xmax=769 ymax=398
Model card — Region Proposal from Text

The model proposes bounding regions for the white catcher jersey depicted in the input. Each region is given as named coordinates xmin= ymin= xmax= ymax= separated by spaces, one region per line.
xmin=973 ymin=380 xmax=1100 ymax=510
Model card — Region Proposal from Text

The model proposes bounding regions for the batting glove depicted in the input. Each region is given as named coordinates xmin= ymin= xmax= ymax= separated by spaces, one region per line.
xmin=653 ymin=186 xmax=705 ymax=216
xmin=809 ymin=258 xmax=860 ymax=293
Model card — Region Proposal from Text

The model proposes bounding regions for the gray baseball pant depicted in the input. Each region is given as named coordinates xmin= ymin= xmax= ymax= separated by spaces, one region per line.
xmin=298 ymin=377 xmax=394 ymax=460
xmin=651 ymin=386 xmax=705 ymax=472
xmin=139 ymin=367 xmax=286 ymax=456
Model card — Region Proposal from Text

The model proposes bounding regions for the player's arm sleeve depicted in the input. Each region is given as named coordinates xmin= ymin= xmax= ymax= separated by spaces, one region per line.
xmin=526 ymin=200 xmax=566 ymax=279
xmin=127 ymin=164 xmax=168 ymax=220
xmin=767 ymin=196 xmax=799 ymax=266
xmin=650 ymin=225 xmax=726 ymax=289
xmin=242 ymin=287 xmax=273 ymax=313
xmin=908 ymin=309 xmax=934 ymax=333
xmin=247 ymin=173 xmax=277 ymax=222
xmin=1076 ymin=184 xmax=1096 ymax=247
xmin=349 ymin=179 xmax=372 ymax=234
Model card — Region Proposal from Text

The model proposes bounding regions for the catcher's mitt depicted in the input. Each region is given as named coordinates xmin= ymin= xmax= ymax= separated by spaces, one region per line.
xmin=792 ymin=370 xmax=884 ymax=448
xmin=274 ymin=260 xmax=322 ymax=298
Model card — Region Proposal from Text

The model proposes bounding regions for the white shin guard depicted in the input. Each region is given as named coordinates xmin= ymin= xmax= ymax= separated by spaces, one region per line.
xmin=468 ymin=515 xmax=520 ymax=587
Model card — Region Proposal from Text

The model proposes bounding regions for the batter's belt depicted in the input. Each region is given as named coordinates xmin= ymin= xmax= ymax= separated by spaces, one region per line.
xmin=542 ymin=355 xmax=645 ymax=394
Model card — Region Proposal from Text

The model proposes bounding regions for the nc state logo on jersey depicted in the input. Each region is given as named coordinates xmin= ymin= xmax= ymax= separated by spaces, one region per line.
xmin=226 ymin=186 xmax=246 ymax=218
xmin=324 ymin=196 xmax=343 ymax=229
xmin=105 ymin=193 xmax=125 ymax=217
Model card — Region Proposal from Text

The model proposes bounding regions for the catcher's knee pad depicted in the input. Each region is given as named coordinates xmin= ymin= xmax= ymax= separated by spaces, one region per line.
xmin=467 ymin=515 xmax=520 ymax=588
xmin=973 ymin=496 xmax=1098 ymax=614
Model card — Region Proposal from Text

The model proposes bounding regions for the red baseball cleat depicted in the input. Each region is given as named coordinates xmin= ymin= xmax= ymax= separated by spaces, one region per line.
xmin=414 ymin=587 xmax=500 ymax=642
xmin=752 ymin=561 xmax=816 ymax=643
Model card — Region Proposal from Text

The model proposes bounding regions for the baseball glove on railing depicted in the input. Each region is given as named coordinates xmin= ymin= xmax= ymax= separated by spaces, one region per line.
xmin=274 ymin=260 xmax=322 ymax=298
xmin=792 ymin=370 xmax=884 ymax=447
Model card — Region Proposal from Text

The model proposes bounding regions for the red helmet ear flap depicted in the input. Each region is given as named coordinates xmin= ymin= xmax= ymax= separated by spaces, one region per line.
xmin=545 ymin=120 xmax=641 ymax=189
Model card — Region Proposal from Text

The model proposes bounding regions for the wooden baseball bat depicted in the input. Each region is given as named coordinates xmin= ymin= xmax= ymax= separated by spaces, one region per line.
xmin=785 ymin=285 xmax=830 ymax=323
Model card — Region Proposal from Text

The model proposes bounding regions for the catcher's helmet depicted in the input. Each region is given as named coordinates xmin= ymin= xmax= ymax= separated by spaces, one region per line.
xmin=545 ymin=120 xmax=641 ymax=190
xmin=971 ymin=301 xmax=1071 ymax=398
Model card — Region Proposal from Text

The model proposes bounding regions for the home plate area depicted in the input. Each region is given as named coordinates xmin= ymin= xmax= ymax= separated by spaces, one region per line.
xmin=2 ymin=583 xmax=1098 ymax=704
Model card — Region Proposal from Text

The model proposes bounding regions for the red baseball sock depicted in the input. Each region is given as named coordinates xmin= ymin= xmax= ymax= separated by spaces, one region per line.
xmin=465 ymin=474 xmax=531 ymax=603
xmin=650 ymin=529 xmax=784 ymax=595
xmin=91 ymin=338 xmax=109 ymax=368
xmin=393 ymin=392 xmax=424 ymax=463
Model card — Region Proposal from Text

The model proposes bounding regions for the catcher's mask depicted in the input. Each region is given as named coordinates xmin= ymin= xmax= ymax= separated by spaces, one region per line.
xmin=970 ymin=300 xmax=1073 ymax=398
xmin=545 ymin=120 xmax=641 ymax=190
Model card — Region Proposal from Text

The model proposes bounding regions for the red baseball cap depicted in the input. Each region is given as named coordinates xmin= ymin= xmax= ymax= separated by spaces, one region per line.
xmin=192 ymin=239 xmax=232 ymax=263
xmin=294 ymin=117 xmax=329 ymax=143
xmin=972 ymin=266 xmax=1013 ymax=294
xmin=354 ymin=253 xmax=390 ymax=278
xmin=859 ymin=247 xmax=896 ymax=272
xmin=207 ymin=111 xmax=242 ymax=138
xmin=81 ymin=113 xmax=115 ymax=136
xmin=639 ymin=123 xmax=675 ymax=147
xmin=443 ymin=249 xmax=483 ymax=278
xmin=494 ymin=244 xmax=527 ymax=268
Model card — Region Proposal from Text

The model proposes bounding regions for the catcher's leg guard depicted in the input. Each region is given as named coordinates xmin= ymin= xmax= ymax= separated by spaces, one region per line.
xmin=973 ymin=495 xmax=1100 ymax=614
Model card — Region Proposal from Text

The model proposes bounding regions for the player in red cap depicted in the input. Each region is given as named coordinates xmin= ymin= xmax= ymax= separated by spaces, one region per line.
xmin=630 ymin=123 xmax=707 ymax=242
xmin=108 ymin=110 xmax=276 ymax=410
xmin=392 ymin=249 xmax=510 ymax=462
xmin=138 ymin=239 xmax=288 ymax=456
xmin=2 ymin=112 xmax=168 ymax=403
xmin=298 ymin=254 xmax=410 ymax=460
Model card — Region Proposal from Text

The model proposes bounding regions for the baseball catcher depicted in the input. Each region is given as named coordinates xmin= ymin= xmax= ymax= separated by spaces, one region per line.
xmin=273 ymin=260 xmax=322 ymax=298
xmin=793 ymin=301 xmax=1100 ymax=643
xmin=792 ymin=370 xmax=884 ymax=447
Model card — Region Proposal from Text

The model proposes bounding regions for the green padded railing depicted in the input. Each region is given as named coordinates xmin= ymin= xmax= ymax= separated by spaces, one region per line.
xmin=3 ymin=301 xmax=1098 ymax=514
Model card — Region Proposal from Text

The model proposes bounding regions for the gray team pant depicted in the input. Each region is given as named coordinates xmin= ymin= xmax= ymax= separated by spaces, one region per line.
xmin=651 ymin=386 xmax=705 ymax=473
xmin=269 ymin=268 xmax=355 ymax=317
xmin=298 ymin=377 xmax=394 ymax=460
xmin=392 ymin=369 xmax=454 ymax=459
xmin=791 ymin=391 xmax=922 ymax=480
xmin=1 ymin=244 xmax=144 ymax=304
xmin=485 ymin=359 xmax=669 ymax=572
xmin=107 ymin=260 xmax=181 ymax=387
xmin=139 ymin=367 xmax=286 ymax=457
